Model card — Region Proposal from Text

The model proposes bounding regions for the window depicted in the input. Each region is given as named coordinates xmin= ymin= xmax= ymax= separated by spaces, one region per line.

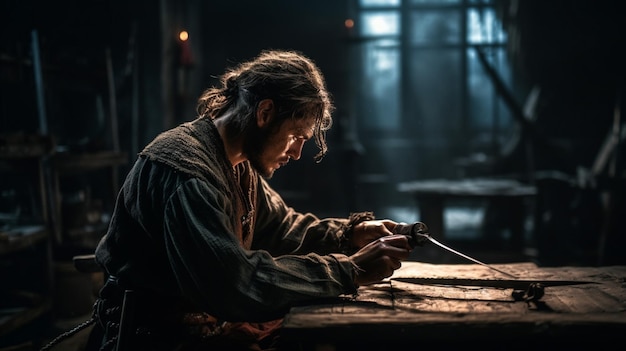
xmin=350 ymin=0 xmax=516 ymax=179
xmin=357 ymin=3 xmax=401 ymax=130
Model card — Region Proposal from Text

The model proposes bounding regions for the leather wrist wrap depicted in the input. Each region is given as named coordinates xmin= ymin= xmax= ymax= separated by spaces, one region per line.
xmin=339 ymin=211 xmax=375 ymax=255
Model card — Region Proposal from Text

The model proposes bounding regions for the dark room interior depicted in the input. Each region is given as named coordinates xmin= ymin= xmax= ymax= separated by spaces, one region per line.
xmin=1 ymin=0 xmax=625 ymax=350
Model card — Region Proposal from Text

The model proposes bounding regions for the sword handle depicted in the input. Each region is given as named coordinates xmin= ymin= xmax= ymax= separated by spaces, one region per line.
xmin=393 ymin=222 xmax=430 ymax=248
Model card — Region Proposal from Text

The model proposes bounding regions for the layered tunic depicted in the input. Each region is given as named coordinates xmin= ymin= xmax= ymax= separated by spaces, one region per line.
xmin=95 ymin=116 xmax=358 ymax=323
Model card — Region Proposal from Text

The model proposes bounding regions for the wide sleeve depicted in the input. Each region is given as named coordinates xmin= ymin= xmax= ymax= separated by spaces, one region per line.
xmin=163 ymin=178 xmax=358 ymax=322
xmin=251 ymin=176 xmax=356 ymax=256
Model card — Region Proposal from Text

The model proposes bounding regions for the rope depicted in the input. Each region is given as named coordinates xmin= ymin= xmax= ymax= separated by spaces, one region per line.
xmin=39 ymin=317 xmax=96 ymax=351
xmin=40 ymin=298 xmax=121 ymax=351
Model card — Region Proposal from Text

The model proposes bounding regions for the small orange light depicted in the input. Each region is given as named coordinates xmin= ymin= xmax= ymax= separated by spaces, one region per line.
xmin=344 ymin=19 xmax=354 ymax=29
xmin=179 ymin=30 xmax=189 ymax=42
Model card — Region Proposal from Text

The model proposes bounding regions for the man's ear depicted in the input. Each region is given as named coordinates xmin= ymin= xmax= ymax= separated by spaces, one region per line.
xmin=256 ymin=99 xmax=275 ymax=128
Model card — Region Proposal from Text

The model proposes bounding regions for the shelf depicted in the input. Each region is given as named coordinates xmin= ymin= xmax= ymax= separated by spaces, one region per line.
xmin=0 ymin=141 xmax=55 ymax=343
xmin=0 ymin=291 xmax=52 ymax=339
xmin=52 ymin=151 xmax=127 ymax=174
xmin=48 ymin=150 xmax=127 ymax=246
xmin=0 ymin=225 xmax=49 ymax=256
xmin=62 ymin=221 xmax=109 ymax=249
xmin=0 ymin=134 xmax=55 ymax=159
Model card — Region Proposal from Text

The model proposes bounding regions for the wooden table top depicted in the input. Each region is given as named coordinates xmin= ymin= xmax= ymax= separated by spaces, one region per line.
xmin=281 ymin=261 xmax=626 ymax=350
xmin=397 ymin=178 xmax=537 ymax=197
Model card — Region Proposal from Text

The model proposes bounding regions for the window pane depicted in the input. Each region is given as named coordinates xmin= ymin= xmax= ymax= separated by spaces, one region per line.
xmin=409 ymin=10 xmax=461 ymax=45
xmin=467 ymin=48 xmax=515 ymax=148
xmin=407 ymin=48 xmax=463 ymax=177
xmin=360 ymin=41 xmax=401 ymax=129
xmin=467 ymin=8 xmax=507 ymax=44
xmin=360 ymin=11 xmax=400 ymax=36
xmin=408 ymin=48 xmax=462 ymax=137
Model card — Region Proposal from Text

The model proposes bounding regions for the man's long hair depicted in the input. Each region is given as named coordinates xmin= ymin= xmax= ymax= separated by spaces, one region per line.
xmin=196 ymin=49 xmax=334 ymax=162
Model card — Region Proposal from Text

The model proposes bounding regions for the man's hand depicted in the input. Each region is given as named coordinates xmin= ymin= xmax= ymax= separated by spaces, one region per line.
xmin=350 ymin=220 xmax=397 ymax=249
xmin=349 ymin=234 xmax=412 ymax=286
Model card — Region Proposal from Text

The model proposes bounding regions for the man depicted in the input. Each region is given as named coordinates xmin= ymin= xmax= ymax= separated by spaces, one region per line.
xmin=89 ymin=49 xmax=413 ymax=350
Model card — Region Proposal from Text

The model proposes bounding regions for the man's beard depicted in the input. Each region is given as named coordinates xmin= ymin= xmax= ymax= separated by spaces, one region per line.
xmin=242 ymin=123 xmax=275 ymax=178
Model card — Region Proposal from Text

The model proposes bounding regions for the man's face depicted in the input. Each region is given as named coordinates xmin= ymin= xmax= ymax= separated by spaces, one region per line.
xmin=245 ymin=116 xmax=315 ymax=178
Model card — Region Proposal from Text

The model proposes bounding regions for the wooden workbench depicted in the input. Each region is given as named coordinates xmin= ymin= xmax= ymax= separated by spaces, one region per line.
xmin=281 ymin=261 xmax=626 ymax=350
xmin=397 ymin=179 xmax=537 ymax=250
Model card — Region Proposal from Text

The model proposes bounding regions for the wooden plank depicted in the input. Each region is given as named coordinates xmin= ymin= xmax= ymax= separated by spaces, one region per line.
xmin=548 ymin=287 xmax=625 ymax=313
xmin=282 ymin=261 xmax=626 ymax=347
xmin=0 ymin=226 xmax=48 ymax=255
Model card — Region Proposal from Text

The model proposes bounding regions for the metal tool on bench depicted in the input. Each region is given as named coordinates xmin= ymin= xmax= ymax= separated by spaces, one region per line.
xmin=392 ymin=221 xmax=518 ymax=279
xmin=392 ymin=221 xmax=595 ymax=302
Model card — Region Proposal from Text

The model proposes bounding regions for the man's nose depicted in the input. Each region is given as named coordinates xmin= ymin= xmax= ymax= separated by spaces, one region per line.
xmin=287 ymin=139 xmax=305 ymax=160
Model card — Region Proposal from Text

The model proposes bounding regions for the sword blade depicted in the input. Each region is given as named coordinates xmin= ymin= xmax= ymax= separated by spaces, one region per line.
xmin=391 ymin=277 xmax=595 ymax=289
xmin=425 ymin=235 xmax=519 ymax=279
